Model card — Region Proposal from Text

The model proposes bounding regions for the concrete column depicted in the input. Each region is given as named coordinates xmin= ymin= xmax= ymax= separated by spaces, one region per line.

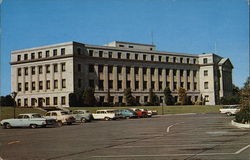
xmin=177 ymin=69 xmax=181 ymax=89
xmin=113 ymin=66 xmax=118 ymax=91
xmin=155 ymin=68 xmax=159 ymax=91
xmin=122 ymin=66 xmax=127 ymax=89
xmin=51 ymin=64 xmax=54 ymax=91
xmin=139 ymin=67 xmax=143 ymax=91
xmin=43 ymin=65 xmax=47 ymax=92
xmin=196 ymin=70 xmax=200 ymax=90
xmin=162 ymin=68 xmax=166 ymax=89
xmin=22 ymin=68 xmax=25 ymax=93
xmin=130 ymin=67 xmax=135 ymax=91
xmin=184 ymin=70 xmax=187 ymax=90
xmin=147 ymin=68 xmax=151 ymax=90
xmin=94 ymin=65 xmax=99 ymax=90
xmin=190 ymin=70 xmax=194 ymax=91
xmin=169 ymin=69 xmax=174 ymax=90
xmin=58 ymin=63 xmax=62 ymax=90
xmin=104 ymin=65 xmax=109 ymax=91
xmin=36 ymin=66 xmax=39 ymax=92
xmin=29 ymin=67 xmax=32 ymax=93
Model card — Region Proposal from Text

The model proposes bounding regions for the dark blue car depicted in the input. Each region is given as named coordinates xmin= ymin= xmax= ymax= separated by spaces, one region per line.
xmin=115 ymin=109 xmax=138 ymax=119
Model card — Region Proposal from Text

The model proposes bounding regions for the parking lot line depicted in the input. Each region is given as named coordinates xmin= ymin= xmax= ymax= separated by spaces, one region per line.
xmin=0 ymin=156 xmax=3 ymax=160
xmin=7 ymin=141 xmax=20 ymax=145
xmin=92 ymin=144 xmax=250 ymax=158
xmin=166 ymin=122 xmax=184 ymax=133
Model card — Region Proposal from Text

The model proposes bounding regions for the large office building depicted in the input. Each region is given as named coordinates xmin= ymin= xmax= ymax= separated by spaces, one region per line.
xmin=10 ymin=41 xmax=233 ymax=107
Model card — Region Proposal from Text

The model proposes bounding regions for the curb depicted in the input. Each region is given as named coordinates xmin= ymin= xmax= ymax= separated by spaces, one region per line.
xmin=231 ymin=120 xmax=250 ymax=128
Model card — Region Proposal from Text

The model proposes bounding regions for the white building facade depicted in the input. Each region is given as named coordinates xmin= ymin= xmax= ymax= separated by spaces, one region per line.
xmin=10 ymin=41 xmax=233 ymax=107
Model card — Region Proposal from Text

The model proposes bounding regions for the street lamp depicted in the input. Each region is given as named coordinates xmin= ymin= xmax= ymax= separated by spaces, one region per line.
xmin=11 ymin=92 xmax=17 ymax=118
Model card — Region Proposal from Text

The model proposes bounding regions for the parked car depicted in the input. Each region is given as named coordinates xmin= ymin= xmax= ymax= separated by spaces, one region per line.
xmin=219 ymin=105 xmax=240 ymax=116
xmin=130 ymin=108 xmax=148 ymax=118
xmin=116 ymin=109 xmax=138 ymax=119
xmin=70 ymin=110 xmax=93 ymax=123
xmin=139 ymin=109 xmax=153 ymax=117
xmin=45 ymin=111 xmax=75 ymax=126
xmin=92 ymin=109 xmax=121 ymax=120
xmin=0 ymin=113 xmax=57 ymax=129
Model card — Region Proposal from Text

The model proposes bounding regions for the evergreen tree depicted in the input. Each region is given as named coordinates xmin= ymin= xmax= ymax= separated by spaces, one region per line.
xmin=164 ymin=87 xmax=173 ymax=105
xmin=149 ymin=88 xmax=159 ymax=106
xmin=83 ymin=88 xmax=96 ymax=106
xmin=178 ymin=87 xmax=187 ymax=105
xmin=124 ymin=88 xmax=137 ymax=106
xmin=69 ymin=93 xmax=78 ymax=107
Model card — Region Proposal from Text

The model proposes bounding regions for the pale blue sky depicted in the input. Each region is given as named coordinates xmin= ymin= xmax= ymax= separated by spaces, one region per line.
xmin=0 ymin=0 xmax=249 ymax=95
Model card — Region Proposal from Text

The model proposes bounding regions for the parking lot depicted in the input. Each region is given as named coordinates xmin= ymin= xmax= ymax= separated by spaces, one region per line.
xmin=0 ymin=113 xmax=249 ymax=160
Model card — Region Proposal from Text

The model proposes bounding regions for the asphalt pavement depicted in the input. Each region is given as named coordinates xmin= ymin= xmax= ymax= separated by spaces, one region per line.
xmin=0 ymin=113 xmax=249 ymax=160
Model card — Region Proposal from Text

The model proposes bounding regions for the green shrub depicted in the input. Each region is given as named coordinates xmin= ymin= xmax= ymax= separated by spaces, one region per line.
xmin=235 ymin=107 xmax=250 ymax=124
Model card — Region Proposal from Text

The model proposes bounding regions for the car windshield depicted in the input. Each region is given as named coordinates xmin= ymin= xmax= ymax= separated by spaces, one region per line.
xmin=61 ymin=112 xmax=68 ymax=115
xmin=32 ymin=114 xmax=42 ymax=118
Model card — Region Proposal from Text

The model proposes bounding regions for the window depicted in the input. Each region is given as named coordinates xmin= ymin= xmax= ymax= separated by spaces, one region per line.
xmin=159 ymin=68 xmax=162 ymax=75
xmin=204 ymin=95 xmax=209 ymax=102
xmin=61 ymin=63 xmax=66 ymax=72
xmin=18 ymin=68 xmax=21 ymax=76
xmin=89 ymin=79 xmax=95 ymax=88
xmin=118 ymin=96 xmax=123 ymax=103
xmin=39 ymin=66 xmax=43 ymax=74
xmin=135 ymin=67 xmax=139 ymax=75
xmin=151 ymin=55 xmax=154 ymax=61
xmin=46 ymin=65 xmax=50 ymax=73
xmin=119 ymin=45 xmax=124 ymax=47
xmin=46 ymin=50 xmax=50 ymax=57
xmin=187 ymin=82 xmax=190 ymax=90
xmin=135 ymin=54 xmax=139 ymax=60
xmin=38 ymin=52 xmax=42 ymax=58
xmin=99 ymin=51 xmax=103 ymax=57
xmin=54 ymin=80 xmax=58 ymax=89
xmin=173 ymin=82 xmax=177 ymax=90
xmin=194 ymin=82 xmax=197 ymax=90
xmin=39 ymin=81 xmax=43 ymax=90
xmin=126 ymin=67 xmax=130 ymax=74
xmin=204 ymin=70 xmax=208 ymax=76
xmin=159 ymin=82 xmax=162 ymax=90
xmin=32 ymin=82 xmax=35 ymax=90
xmin=126 ymin=53 xmax=130 ymax=59
xmin=99 ymin=96 xmax=105 ymax=103
xmin=24 ymin=67 xmax=28 ymax=75
xmin=78 ymin=79 xmax=82 ymax=88
xmin=98 ymin=65 xmax=103 ymax=73
xmin=166 ymin=57 xmax=169 ymax=62
xmin=144 ymin=96 xmax=148 ymax=102
xmin=204 ymin=82 xmax=209 ymax=89
xmin=203 ymin=58 xmax=208 ymax=64
xmin=173 ymin=69 xmax=176 ymax=76
xmin=127 ymin=81 xmax=131 ymax=88
xmin=180 ymin=58 xmax=183 ymax=63
xmin=173 ymin=57 xmax=176 ymax=63
xmin=117 ymin=66 xmax=122 ymax=74
xmin=18 ymin=83 xmax=22 ymax=91
xmin=187 ymin=70 xmax=190 ymax=76
xmin=62 ymin=79 xmax=66 ymax=88
xmin=53 ymin=97 xmax=58 ymax=105
xmin=159 ymin=56 xmax=162 ymax=62
xmin=193 ymin=59 xmax=196 ymax=64
xmin=180 ymin=70 xmax=183 ymax=77
xmin=24 ymin=99 xmax=28 ymax=106
xmin=187 ymin=58 xmax=190 ymax=64
xmin=46 ymin=97 xmax=50 ymax=105
xmin=46 ymin=80 xmax=50 ymax=89
xmin=17 ymin=99 xmax=21 ymax=106
xmin=89 ymin=64 xmax=95 ymax=72
xmin=77 ymin=64 xmax=81 ymax=72
xmin=53 ymin=49 xmax=57 ymax=56
xmin=89 ymin=50 xmax=93 ymax=56
xmin=135 ymin=81 xmax=139 ymax=89
xmin=108 ymin=52 xmax=112 ymax=58
xmin=143 ymin=68 xmax=147 ymax=75
xmin=181 ymin=82 xmax=184 ymax=88
xmin=151 ymin=81 xmax=155 ymax=89
xmin=143 ymin=81 xmax=147 ymax=90
xmin=118 ymin=80 xmax=122 ymax=89
xmin=31 ymin=67 xmax=35 ymax=75
xmin=108 ymin=80 xmax=113 ymax=89
xmin=61 ymin=48 xmax=65 ymax=55
xmin=31 ymin=53 xmax=35 ymax=59
xmin=31 ymin=98 xmax=36 ymax=106
xmin=193 ymin=71 xmax=197 ymax=77
xmin=129 ymin=45 xmax=134 ymax=48
xmin=108 ymin=65 xmax=113 ymax=73
xmin=118 ymin=52 xmax=121 ymax=59
xmin=99 ymin=80 xmax=104 ymax=90
xmin=151 ymin=68 xmax=155 ymax=75
xmin=61 ymin=96 xmax=66 ymax=105
xmin=143 ymin=55 xmax=147 ymax=61
xmin=24 ymin=54 xmax=28 ymax=60
xmin=17 ymin=55 xmax=21 ymax=61
xmin=54 ymin=64 xmax=58 ymax=72
xmin=166 ymin=69 xmax=169 ymax=76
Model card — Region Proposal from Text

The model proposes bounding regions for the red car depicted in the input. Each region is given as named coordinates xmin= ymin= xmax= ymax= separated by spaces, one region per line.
xmin=130 ymin=108 xmax=148 ymax=118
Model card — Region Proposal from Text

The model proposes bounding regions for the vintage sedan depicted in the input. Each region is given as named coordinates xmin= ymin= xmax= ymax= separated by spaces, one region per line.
xmin=0 ymin=113 xmax=57 ymax=129
xmin=116 ymin=109 xmax=138 ymax=119
xmin=70 ymin=110 xmax=93 ymax=123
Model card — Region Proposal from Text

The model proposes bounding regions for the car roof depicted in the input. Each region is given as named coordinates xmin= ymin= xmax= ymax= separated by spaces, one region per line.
xmin=18 ymin=113 xmax=41 ymax=116
xmin=74 ymin=110 xmax=88 ymax=112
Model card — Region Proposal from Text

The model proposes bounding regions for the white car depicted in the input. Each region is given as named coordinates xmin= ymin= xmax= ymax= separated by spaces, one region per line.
xmin=45 ymin=111 xmax=75 ymax=126
xmin=92 ymin=109 xmax=121 ymax=120
xmin=219 ymin=105 xmax=240 ymax=116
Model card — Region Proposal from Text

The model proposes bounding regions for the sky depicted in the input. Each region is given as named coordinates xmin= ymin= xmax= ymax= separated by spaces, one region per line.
xmin=0 ymin=0 xmax=249 ymax=96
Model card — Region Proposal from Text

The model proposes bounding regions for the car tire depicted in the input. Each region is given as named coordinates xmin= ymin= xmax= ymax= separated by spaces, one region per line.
xmin=57 ymin=121 xmax=63 ymax=127
xmin=30 ymin=124 xmax=37 ymax=129
xmin=104 ymin=117 xmax=110 ymax=121
xmin=80 ymin=118 xmax=87 ymax=123
xmin=4 ymin=123 xmax=11 ymax=129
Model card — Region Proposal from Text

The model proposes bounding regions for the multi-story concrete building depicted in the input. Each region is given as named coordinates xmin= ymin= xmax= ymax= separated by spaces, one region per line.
xmin=10 ymin=41 xmax=233 ymax=107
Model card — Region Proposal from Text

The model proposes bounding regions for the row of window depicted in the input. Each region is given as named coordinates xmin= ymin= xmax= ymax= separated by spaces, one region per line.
xmin=88 ymin=49 xmax=197 ymax=64
xmin=88 ymin=64 xmax=198 ymax=77
xmin=17 ymin=63 xmax=66 ymax=76
xmin=17 ymin=96 xmax=66 ymax=106
xmin=16 ymin=48 xmax=66 ymax=61
xmin=17 ymin=79 xmax=66 ymax=91
xmin=80 ymin=79 xmax=198 ymax=91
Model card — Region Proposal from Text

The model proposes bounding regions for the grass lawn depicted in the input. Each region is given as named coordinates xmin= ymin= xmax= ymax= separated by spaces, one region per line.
xmin=0 ymin=105 xmax=222 ymax=120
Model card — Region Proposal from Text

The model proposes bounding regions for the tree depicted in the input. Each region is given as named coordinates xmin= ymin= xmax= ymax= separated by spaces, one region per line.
xmin=124 ymin=88 xmax=137 ymax=106
xmin=149 ymin=88 xmax=159 ymax=106
xmin=178 ymin=87 xmax=187 ymax=105
xmin=164 ymin=87 xmax=173 ymax=105
xmin=69 ymin=93 xmax=78 ymax=107
xmin=83 ymin=88 xmax=96 ymax=106
xmin=0 ymin=95 xmax=15 ymax=106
